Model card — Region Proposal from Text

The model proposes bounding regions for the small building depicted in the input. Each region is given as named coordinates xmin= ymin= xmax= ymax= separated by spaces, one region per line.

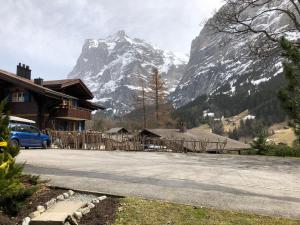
xmin=106 ymin=127 xmax=129 ymax=135
xmin=243 ymin=115 xmax=256 ymax=121
xmin=139 ymin=128 xmax=250 ymax=152
xmin=203 ymin=110 xmax=215 ymax=118
xmin=0 ymin=63 xmax=105 ymax=131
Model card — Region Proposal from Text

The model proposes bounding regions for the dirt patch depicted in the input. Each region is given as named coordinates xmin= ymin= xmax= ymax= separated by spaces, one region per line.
xmin=0 ymin=186 xmax=64 ymax=225
xmin=80 ymin=197 xmax=120 ymax=225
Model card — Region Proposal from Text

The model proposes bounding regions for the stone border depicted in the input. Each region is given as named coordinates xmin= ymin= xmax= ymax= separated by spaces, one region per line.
xmin=22 ymin=190 xmax=75 ymax=225
xmin=64 ymin=195 xmax=107 ymax=225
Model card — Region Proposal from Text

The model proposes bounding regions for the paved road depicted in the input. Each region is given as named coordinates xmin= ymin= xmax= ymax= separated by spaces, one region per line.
xmin=18 ymin=150 xmax=300 ymax=219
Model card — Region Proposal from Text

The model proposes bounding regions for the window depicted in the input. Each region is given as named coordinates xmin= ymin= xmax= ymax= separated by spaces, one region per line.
xmin=12 ymin=92 xmax=25 ymax=102
xmin=11 ymin=125 xmax=28 ymax=132
xmin=29 ymin=126 xmax=40 ymax=134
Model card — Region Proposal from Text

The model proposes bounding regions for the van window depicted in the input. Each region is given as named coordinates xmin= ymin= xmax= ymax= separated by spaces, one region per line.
xmin=29 ymin=126 xmax=40 ymax=134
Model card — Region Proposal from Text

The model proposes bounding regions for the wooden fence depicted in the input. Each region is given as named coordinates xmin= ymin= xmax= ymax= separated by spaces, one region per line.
xmin=44 ymin=130 xmax=228 ymax=153
xmin=44 ymin=130 xmax=104 ymax=150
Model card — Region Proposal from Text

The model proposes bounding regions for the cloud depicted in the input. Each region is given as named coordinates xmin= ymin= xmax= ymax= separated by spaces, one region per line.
xmin=0 ymin=0 xmax=223 ymax=79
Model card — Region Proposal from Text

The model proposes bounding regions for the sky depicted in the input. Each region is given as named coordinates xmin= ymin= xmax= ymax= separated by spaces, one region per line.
xmin=0 ymin=0 xmax=223 ymax=80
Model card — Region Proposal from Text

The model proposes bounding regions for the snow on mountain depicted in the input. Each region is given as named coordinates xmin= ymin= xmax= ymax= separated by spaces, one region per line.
xmin=171 ymin=0 xmax=300 ymax=107
xmin=68 ymin=30 xmax=187 ymax=114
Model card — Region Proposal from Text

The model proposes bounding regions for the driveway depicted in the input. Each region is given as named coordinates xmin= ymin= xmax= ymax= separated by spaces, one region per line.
xmin=18 ymin=150 xmax=300 ymax=219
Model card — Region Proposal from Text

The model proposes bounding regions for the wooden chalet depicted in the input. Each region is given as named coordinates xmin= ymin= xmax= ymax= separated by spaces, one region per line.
xmin=0 ymin=63 xmax=105 ymax=131
xmin=106 ymin=127 xmax=129 ymax=135
xmin=139 ymin=128 xmax=250 ymax=152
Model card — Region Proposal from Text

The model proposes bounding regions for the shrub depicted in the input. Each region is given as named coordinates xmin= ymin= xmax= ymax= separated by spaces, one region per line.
xmin=250 ymin=132 xmax=300 ymax=157
xmin=268 ymin=144 xmax=300 ymax=157
xmin=251 ymin=134 xmax=269 ymax=155
xmin=0 ymin=99 xmax=37 ymax=216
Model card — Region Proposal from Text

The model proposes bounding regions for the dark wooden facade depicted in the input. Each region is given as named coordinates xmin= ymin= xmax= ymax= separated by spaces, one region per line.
xmin=0 ymin=64 xmax=105 ymax=131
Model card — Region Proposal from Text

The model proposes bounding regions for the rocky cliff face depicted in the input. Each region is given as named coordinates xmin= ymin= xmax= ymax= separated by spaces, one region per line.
xmin=68 ymin=30 xmax=187 ymax=114
xmin=172 ymin=0 xmax=299 ymax=107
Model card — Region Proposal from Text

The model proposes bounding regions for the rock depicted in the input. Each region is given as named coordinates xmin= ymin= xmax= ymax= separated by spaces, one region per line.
xmin=63 ymin=192 xmax=70 ymax=199
xmin=57 ymin=195 xmax=65 ymax=201
xmin=22 ymin=217 xmax=31 ymax=225
xmin=31 ymin=201 xmax=85 ymax=224
xmin=29 ymin=211 xmax=40 ymax=219
xmin=92 ymin=199 xmax=100 ymax=204
xmin=78 ymin=207 xmax=90 ymax=215
xmin=87 ymin=203 xmax=95 ymax=209
xmin=98 ymin=195 xmax=107 ymax=201
xmin=45 ymin=198 xmax=56 ymax=209
xmin=68 ymin=190 xmax=75 ymax=196
xmin=66 ymin=215 xmax=78 ymax=225
xmin=36 ymin=205 xmax=45 ymax=213
xmin=171 ymin=0 xmax=290 ymax=108
xmin=73 ymin=211 xmax=83 ymax=220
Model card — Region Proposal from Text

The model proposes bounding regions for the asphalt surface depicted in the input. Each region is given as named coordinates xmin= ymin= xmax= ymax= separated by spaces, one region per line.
xmin=17 ymin=150 xmax=300 ymax=219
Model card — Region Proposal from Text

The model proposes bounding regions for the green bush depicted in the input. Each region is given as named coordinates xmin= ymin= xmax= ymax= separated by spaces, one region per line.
xmin=250 ymin=133 xmax=300 ymax=157
xmin=0 ymin=99 xmax=37 ymax=216
xmin=267 ymin=144 xmax=300 ymax=157
xmin=250 ymin=134 xmax=269 ymax=155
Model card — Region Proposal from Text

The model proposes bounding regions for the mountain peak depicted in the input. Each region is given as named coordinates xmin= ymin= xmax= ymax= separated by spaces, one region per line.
xmin=116 ymin=30 xmax=126 ymax=37
xmin=106 ymin=30 xmax=131 ymax=42
xmin=68 ymin=31 xmax=187 ymax=115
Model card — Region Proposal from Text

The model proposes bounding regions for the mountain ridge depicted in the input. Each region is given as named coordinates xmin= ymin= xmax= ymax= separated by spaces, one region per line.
xmin=171 ymin=0 xmax=299 ymax=108
xmin=68 ymin=30 xmax=188 ymax=115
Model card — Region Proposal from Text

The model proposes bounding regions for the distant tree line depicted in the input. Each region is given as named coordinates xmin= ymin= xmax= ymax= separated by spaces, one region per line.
xmin=172 ymin=74 xmax=287 ymax=130
xmin=228 ymin=119 xmax=268 ymax=141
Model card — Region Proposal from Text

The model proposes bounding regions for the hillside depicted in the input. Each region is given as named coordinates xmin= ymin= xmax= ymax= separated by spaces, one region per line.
xmin=173 ymin=74 xmax=287 ymax=128
xmin=171 ymin=0 xmax=299 ymax=108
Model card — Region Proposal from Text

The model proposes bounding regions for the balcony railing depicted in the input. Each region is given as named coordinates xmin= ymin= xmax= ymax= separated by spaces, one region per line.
xmin=54 ymin=106 xmax=92 ymax=120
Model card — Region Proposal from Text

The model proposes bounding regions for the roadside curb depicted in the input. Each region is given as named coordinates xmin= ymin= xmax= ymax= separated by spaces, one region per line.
xmin=48 ymin=184 xmax=125 ymax=199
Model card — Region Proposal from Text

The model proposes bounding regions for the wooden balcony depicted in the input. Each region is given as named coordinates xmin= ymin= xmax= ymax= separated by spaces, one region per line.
xmin=54 ymin=106 xmax=92 ymax=120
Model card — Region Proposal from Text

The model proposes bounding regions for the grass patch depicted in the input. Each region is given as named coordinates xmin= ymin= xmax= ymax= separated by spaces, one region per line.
xmin=114 ymin=197 xmax=300 ymax=225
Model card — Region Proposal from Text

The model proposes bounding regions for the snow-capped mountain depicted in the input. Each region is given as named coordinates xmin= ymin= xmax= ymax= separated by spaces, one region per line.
xmin=172 ymin=0 xmax=300 ymax=107
xmin=68 ymin=30 xmax=188 ymax=114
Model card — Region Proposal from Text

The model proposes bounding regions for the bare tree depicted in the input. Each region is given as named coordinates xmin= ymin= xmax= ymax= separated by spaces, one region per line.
xmin=141 ymin=77 xmax=147 ymax=129
xmin=207 ymin=0 xmax=300 ymax=141
xmin=136 ymin=73 xmax=147 ymax=128
xmin=148 ymin=67 xmax=167 ymax=125
xmin=207 ymin=0 xmax=300 ymax=55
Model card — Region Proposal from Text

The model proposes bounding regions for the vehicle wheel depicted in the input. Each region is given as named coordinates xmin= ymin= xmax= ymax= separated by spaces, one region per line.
xmin=10 ymin=139 xmax=19 ymax=148
xmin=42 ymin=141 xmax=48 ymax=149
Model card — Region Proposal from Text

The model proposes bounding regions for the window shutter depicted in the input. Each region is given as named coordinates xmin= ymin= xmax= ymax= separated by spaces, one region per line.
xmin=24 ymin=93 xmax=29 ymax=102
xmin=4 ymin=89 xmax=11 ymax=102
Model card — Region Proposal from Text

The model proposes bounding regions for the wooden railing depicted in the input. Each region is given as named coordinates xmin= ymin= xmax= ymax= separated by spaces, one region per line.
xmin=45 ymin=130 xmax=104 ymax=150
xmin=44 ymin=130 xmax=229 ymax=153
xmin=53 ymin=106 xmax=92 ymax=120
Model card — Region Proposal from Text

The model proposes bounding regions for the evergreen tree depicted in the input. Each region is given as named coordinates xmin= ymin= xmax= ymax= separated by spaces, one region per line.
xmin=209 ymin=119 xmax=224 ymax=135
xmin=0 ymin=99 xmax=36 ymax=216
xmin=278 ymin=37 xmax=300 ymax=144
xmin=229 ymin=127 xmax=239 ymax=140
xmin=251 ymin=133 xmax=268 ymax=155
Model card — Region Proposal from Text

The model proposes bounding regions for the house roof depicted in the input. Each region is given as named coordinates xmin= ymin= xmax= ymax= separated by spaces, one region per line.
xmin=140 ymin=128 xmax=250 ymax=151
xmin=79 ymin=100 xmax=106 ymax=110
xmin=43 ymin=79 xmax=94 ymax=100
xmin=0 ymin=69 xmax=105 ymax=110
xmin=0 ymin=69 xmax=76 ymax=100
xmin=106 ymin=127 xmax=129 ymax=134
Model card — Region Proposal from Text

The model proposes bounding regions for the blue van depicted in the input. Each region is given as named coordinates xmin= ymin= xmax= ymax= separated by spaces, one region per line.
xmin=9 ymin=124 xmax=51 ymax=149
